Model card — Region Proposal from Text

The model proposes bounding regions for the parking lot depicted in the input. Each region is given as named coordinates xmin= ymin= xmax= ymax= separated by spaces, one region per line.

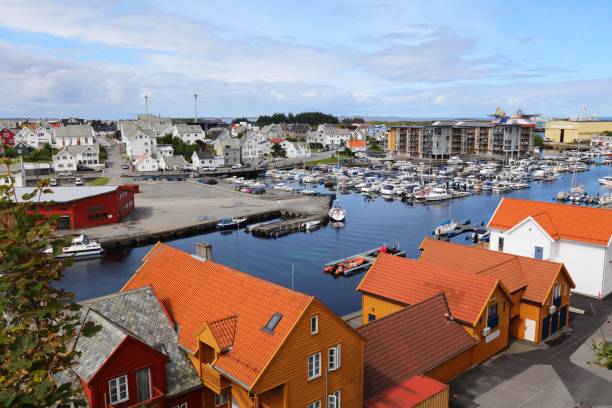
xmin=450 ymin=294 xmax=612 ymax=408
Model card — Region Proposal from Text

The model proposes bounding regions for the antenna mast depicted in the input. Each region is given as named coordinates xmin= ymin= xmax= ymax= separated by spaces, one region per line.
xmin=194 ymin=93 xmax=198 ymax=123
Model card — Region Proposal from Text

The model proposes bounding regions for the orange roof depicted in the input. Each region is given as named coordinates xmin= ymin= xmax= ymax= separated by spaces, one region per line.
xmin=365 ymin=374 xmax=448 ymax=408
xmin=357 ymin=253 xmax=511 ymax=325
xmin=419 ymin=238 xmax=575 ymax=305
xmin=489 ymin=198 xmax=612 ymax=246
xmin=347 ymin=139 xmax=366 ymax=148
xmin=209 ymin=315 xmax=238 ymax=352
xmin=122 ymin=243 xmax=312 ymax=388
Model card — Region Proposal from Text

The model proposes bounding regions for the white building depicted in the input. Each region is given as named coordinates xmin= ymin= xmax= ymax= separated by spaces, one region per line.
xmin=157 ymin=144 xmax=174 ymax=157
xmin=133 ymin=154 xmax=159 ymax=172
xmin=158 ymin=155 xmax=186 ymax=171
xmin=171 ymin=123 xmax=206 ymax=144
xmin=14 ymin=127 xmax=39 ymax=148
xmin=270 ymin=139 xmax=311 ymax=159
xmin=307 ymin=124 xmax=350 ymax=148
xmin=192 ymin=149 xmax=223 ymax=170
xmin=213 ymin=131 xmax=241 ymax=166
xmin=488 ymin=198 xmax=612 ymax=299
xmin=240 ymin=131 xmax=268 ymax=161
xmin=52 ymin=145 xmax=101 ymax=172
xmin=119 ymin=121 xmax=158 ymax=159
xmin=53 ymin=125 xmax=96 ymax=147
xmin=36 ymin=127 xmax=54 ymax=146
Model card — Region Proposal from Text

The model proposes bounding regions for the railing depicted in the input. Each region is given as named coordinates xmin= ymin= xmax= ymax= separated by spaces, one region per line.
xmin=108 ymin=387 xmax=165 ymax=408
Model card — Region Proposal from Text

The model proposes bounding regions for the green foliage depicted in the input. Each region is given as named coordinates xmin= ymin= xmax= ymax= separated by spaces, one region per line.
xmin=23 ymin=144 xmax=54 ymax=163
xmin=602 ymin=130 xmax=612 ymax=136
xmin=231 ymin=117 xmax=250 ymax=125
xmin=591 ymin=340 xmax=612 ymax=369
xmin=99 ymin=145 xmax=107 ymax=162
xmin=0 ymin=159 xmax=101 ymax=407
xmin=342 ymin=147 xmax=355 ymax=157
xmin=271 ymin=143 xmax=286 ymax=158
xmin=534 ymin=134 xmax=545 ymax=149
xmin=89 ymin=177 xmax=109 ymax=186
xmin=256 ymin=112 xmax=339 ymax=127
xmin=369 ymin=141 xmax=382 ymax=151
xmin=156 ymin=134 xmax=201 ymax=160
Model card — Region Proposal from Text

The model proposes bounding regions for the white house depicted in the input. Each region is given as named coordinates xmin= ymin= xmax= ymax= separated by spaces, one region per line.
xmin=171 ymin=123 xmax=206 ymax=144
xmin=158 ymin=155 xmax=186 ymax=171
xmin=488 ymin=197 xmax=612 ymax=298
xmin=53 ymin=125 xmax=95 ymax=147
xmin=52 ymin=145 xmax=101 ymax=172
xmin=213 ymin=131 xmax=241 ymax=166
xmin=240 ymin=131 xmax=268 ymax=161
xmin=120 ymin=121 xmax=158 ymax=159
xmin=157 ymin=144 xmax=174 ymax=157
xmin=15 ymin=127 xmax=39 ymax=148
xmin=133 ymin=154 xmax=159 ymax=172
xmin=307 ymin=124 xmax=350 ymax=148
xmin=192 ymin=149 xmax=223 ymax=170
xmin=269 ymin=139 xmax=311 ymax=159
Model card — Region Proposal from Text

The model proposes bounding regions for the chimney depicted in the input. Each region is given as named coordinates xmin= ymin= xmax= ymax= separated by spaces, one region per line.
xmin=195 ymin=242 xmax=213 ymax=261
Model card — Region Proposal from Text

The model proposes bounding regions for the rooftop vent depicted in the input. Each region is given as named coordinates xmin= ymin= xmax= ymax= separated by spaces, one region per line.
xmin=262 ymin=312 xmax=283 ymax=334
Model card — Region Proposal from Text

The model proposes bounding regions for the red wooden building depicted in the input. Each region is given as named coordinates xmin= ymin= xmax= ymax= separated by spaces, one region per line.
xmin=0 ymin=127 xmax=16 ymax=147
xmin=71 ymin=287 xmax=203 ymax=408
xmin=15 ymin=185 xmax=136 ymax=229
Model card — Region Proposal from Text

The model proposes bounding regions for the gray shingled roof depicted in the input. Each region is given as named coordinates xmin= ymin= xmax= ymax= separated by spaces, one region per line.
xmin=54 ymin=125 xmax=94 ymax=138
xmin=75 ymin=287 xmax=201 ymax=397
xmin=174 ymin=123 xmax=204 ymax=133
xmin=162 ymin=155 xmax=187 ymax=168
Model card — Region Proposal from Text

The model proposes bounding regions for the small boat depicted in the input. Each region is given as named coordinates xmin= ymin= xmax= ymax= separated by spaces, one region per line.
xmin=434 ymin=219 xmax=458 ymax=236
xmin=44 ymin=234 xmax=104 ymax=259
xmin=301 ymin=189 xmax=317 ymax=195
xmin=328 ymin=202 xmax=346 ymax=222
xmin=301 ymin=220 xmax=321 ymax=231
xmin=598 ymin=176 xmax=612 ymax=186
xmin=217 ymin=217 xmax=247 ymax=229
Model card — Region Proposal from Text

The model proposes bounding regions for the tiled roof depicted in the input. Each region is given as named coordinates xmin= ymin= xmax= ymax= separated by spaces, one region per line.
xmin=174 ymin=123 xmax=204 ymax=133
xmin=122 ymin=243 xmax=312 ymax=388
xmin=365 ymin=374 xmax=448 ymax=408
xmin=269 ymin=138 xmax=285 ymax=144
xmin=418 ymin=238 xmax=575 ymax=305
xmin=209 ymin=315 xmax=238 ymax=352
xmin=357 ymin=294 xmax=477 ymax=400
xmin=489 ymin=198 xmax=612 ymax=246
xmin=75 ymin=287 xmax=201 ymax=396
xmin=357 ymin=253 xmax=506 ymax=325
xmin=347 ymin=139 xmax=366 ymax=148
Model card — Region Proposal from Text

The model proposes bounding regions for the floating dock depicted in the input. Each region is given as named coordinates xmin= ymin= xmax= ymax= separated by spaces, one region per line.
xmin=433 ymin=220 xmax=485 ymax=239
xmin=250 ymin=215 xmax=327 ymax=238
xmin=324 ymin=247 xmax=406 ymax=277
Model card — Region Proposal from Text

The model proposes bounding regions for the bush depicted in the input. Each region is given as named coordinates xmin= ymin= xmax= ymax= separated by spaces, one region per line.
xmin=592 ymin=340 xmax=612 ymax=369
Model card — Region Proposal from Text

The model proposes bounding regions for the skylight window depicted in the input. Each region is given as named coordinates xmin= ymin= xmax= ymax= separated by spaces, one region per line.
xmin=262 ymin=312 xmax=283 ymax=333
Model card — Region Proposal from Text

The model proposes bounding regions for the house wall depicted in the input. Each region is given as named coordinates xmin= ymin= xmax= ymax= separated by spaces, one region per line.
xmin=165 ymin=388 xmax=203 ymax=408
xmin=415 ymin=386 xmax=449 ymax=408
xmin=604 ymin=243 xmax=612 ymax=298
xmin=86 ymin=337 xmax=167 ymax=408
xmin=360 ymin=293 xmax=407 ymax=325
xmin=490 ymin=221 xmax=554 ymax=259
xmin=424 ymin=347 xmax=474 ymax=383
xmin=252 ymin=299 xmax=364 ymax=408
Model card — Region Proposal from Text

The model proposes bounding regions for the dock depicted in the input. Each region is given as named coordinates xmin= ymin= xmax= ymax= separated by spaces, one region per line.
xmin=324 ymin=247 xmax=406 ymax=277
xmin=434 ymin=220 xmax=485 ymax=239
xmin=250 ymin=214 xmax=327 ymax=238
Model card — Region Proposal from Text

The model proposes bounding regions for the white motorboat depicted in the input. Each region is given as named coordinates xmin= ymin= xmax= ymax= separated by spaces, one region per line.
xmin=415 ymin=187 xmax=452 ymax=202
xmin=328 ymin=202 xmax=346 ymax=222
xmin=45 ymin=234 xmax=104 ymax=259
xmin=380 ymin=184 xmax=398 ymax=196
xmin=598 ymin=176 xmax=612 ymax=186
xmin=217 ymin=217 xmax=248 ymax=229
xmin=301 ymin=220 xmax=321 ymax=231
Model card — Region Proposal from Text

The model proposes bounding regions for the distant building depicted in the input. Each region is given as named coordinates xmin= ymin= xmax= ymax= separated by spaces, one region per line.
xmin=52 ymin=145 xmax=101 ymax=172
xmin=212 ymin=131 xmax=241 ymax=166
xmin=308 ymin=124 xmax=351 ymax=149
xmin=133 ymin=153 xmax=159 ymax=172
xmin=53 ymin=125 xmax=96 ymax=147
xmin=119 ymin=121 xmax=158 ymax=159
xmin=191 ymin=149 xmax=223 ymax=170
xmin=157 ymin=144 xmax=174 ymax=157
xmin=0 ymin=127 xmax=16 ymax=147
xmin=14 ymin=127 xmax=39 ymax=148
xmin=158 ymin=155 xmax=187 ymax=171
xmin=346 ymin=139 xmax=367 ymax=152
xmin=171 ymin=123 xmax=206 ymax=144
xmin=240 ymin=131 xmax=268 ymax=161
xmin=545 ymin=120 xmax=612 ymax=143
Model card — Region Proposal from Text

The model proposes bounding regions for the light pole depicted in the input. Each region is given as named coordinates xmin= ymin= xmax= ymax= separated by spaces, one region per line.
xmin=194 ymin=93 xmax=198 ymax=123
xmin=144 ymin=95 xmax=149 ymax=115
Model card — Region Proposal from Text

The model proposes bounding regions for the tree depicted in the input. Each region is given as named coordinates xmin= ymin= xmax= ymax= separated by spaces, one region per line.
xmin=0 ymin=161 xmax=100 ymax=407
xmin=341 ymin=117 xmax=365 ymax=124
xmin=231 ymin=117 xmax=250 ymax=125
xmin=534 ymin=134 xmax=545 ymax=149
xmin=24 ymin=144 xmax=54 ymax=163
xmin=602 ymin=130 xmax=612 ymax=136
xmin=591 ymin=340 xmax=612 ymax=369
xmin=271 ymin=143 xmax=286 ymax=158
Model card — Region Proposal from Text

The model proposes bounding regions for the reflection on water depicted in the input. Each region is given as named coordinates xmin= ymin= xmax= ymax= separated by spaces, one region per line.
xmin=61 ymin=165 xmax=611 ymax=315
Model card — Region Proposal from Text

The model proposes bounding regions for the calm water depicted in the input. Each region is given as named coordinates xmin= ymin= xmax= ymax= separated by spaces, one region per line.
xmin=61 ymin=164 xmax=612 ymax=315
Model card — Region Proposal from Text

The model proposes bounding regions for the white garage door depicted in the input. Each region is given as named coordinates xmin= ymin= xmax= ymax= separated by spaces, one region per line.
xmin=524 ymin=318 xmax=536 ymax=342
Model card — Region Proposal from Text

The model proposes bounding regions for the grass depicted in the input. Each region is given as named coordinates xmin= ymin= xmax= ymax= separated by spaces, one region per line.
xmin=89 ymin=177 xmax=110 ymax=186
xmin=306 ymin=155 xmax=353 ymax=166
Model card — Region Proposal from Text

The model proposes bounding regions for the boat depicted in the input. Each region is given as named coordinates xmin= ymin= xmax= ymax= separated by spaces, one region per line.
xmin=598 ymin=176 xmax=612 ymax=186
xmin=44 ymin=234 xmax=104 ymax=259
xmin=470 ymin=228 xmax=490 ymax=243
xmin=217 ymin=217 xmax=247 ymax=229
xmin=323 ymin=244 xmax=404 ymax=277
xmin=414 ymin=187 xmax=452 ymax=202
xmin=301 ymin=189 xmax=317 ymax=195
xmin=434 ymin=219 xmax=458 ymax=236
xmin=328 ymin=202 xmax=346 ymax=222
xmin=301 ymin=220 xmax=321 ymax=231
xmin=380 ymin=184 xmax=398 ymax=196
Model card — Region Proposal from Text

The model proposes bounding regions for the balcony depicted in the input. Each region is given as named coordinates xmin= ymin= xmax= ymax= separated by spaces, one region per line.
xmin=109 ymin=387 xmax=164 ymax=408
xmin=202 ymin=363 xmax=230 ymax=394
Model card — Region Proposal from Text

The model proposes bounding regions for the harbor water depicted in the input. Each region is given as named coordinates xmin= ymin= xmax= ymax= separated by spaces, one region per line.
xmin=60 ymin=164 xmax=612 ymax=316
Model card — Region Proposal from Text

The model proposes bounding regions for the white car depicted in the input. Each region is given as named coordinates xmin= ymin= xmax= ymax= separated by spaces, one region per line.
xmin=50 ymin=179 xmax=57 ymax=186
xmin=231 ymin=163 xmax=243 ymax=169
xmin=75 ymin=177 xmax=83 ymax=186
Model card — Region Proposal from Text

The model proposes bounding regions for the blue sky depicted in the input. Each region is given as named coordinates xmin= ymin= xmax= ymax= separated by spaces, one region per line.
xmin=1 ymin=0 xmax=611 ymax=119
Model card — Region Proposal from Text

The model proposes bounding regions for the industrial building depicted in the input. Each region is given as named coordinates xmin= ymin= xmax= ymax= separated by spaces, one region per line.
xmin=544 ymin=120 xmax=612 ymax=143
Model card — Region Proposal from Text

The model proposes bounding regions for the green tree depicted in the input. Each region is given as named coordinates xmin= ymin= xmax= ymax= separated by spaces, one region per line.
xmin=592 ymin=340 xmax=612 ymax=369
xmin=534 ymin=134 xmax=545 ymax=149
xmin=602 ymin=130 xmax=612 ymax=136
xmin=271 ymin=143 xmax=286 ymax=158
xmin=24 ymin=144 xmax=54 ymax=163
xmin=0 ymin=161 xmax=100 ymax=407
xmin=231 ymin=117 xmax=250 ymax=125
xmin=341 ymin=117 xmax=365 ymax=124
xmin=99 ymin=145 xmax=107 ymax=162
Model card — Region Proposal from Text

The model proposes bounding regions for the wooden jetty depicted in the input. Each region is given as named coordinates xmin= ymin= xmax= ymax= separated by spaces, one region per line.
xmin=433 ymin=220 xmax=485 ymax=240
xmin=250 ymin=214 xmax=326 ymax=238
xmin=324 ymin=246 xmax=406 ymax=278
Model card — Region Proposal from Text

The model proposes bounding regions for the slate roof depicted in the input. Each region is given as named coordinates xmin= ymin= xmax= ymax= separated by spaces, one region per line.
xmin=53 ymin=144 xmax=99 ymax=159
xmin=357 ymin=253 xmax=511 ymax=325
xmin=75 ymin=286 xmax=201 ymax=396
xmin=122 ymin=243 xmax=313 ymax=389
xmin=357 ymin=294 xmax=475 ymax=401
xmin=54 ymin=125 xmax=94 ymax=138
xmin=488 ymin=197 xmax=612 ymax=246
xmin=419 ymin=238 xmax=575 ymax=305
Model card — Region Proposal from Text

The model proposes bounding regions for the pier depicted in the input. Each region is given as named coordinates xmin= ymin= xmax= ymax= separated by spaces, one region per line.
xmin=250 ymin=214 xmax=328 ymax=238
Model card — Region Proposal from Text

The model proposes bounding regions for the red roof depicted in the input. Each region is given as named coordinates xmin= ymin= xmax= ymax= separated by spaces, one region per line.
xmin=357 ymin=294 xmax=477 ymax=400
xmin=357 ymin=253 xmax=511 ymax=325
xmin=347 ymin=139 xmax=366 ymax=149
xmin=122 ymin=243 xmax=312 ymax=388
xmin=269 ymin=138 xmax=285 ymax=144
xmin=489 ymin=198 xmax=612 ymax=246
xmin=365 ymin=374 xmax=448 ymax=408
xmin=419 ymin=238 xmax=575 ymax=305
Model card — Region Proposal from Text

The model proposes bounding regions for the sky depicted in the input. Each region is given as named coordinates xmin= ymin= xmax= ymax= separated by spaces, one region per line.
xmin=1 ymin=0 xmax=611 ymax=119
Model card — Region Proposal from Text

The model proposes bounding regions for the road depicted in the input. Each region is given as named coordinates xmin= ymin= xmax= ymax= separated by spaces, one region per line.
xmin=99 ymin=135 xmax=124 ymax=184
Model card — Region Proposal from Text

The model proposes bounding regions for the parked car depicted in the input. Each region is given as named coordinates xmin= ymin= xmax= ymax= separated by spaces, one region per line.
xmin=50 ymin=179 xmax=57 ymax=186
xmin=231 ymin=163 xmax=243 ymax=169
xmin=199 ymin=178 xmax=218 ymax=185
xmin=77 ymin=164 xmax=95 ymax=172
xmin=75 ymin=177 xmax=83 ymax=186
xmin=121 ymin=163 xmax=130 ymax=169
xmin=58 ymin=172 xmax=72 ymax=177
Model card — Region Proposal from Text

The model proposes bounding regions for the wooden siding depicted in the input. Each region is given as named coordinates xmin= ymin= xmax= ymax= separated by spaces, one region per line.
xmin=424 ymin=348 xmax=474 ymax=383
xmin=166 ymin=388 xmax=203 ymax=408
xmin=253 ymin=299 xmax=364 ymax=408
xmin=361 ymin=293 xmax=407 ymax=325
xmin=415 ymin=387 xmax=449 ymax=408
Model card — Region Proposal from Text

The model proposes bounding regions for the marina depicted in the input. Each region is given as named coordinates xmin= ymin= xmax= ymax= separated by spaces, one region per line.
xmin=60 ymin=159 xmax=612 ymax=316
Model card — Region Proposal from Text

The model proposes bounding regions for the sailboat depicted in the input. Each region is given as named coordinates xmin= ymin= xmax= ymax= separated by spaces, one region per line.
xmin=328 ymin=201 xmax=346 ymax=222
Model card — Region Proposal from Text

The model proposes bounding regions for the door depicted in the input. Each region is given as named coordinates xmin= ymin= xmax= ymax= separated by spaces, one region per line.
xmin=560 ymin=306 xmax=567 ymax=329
xmin=524 ymin=319 xmax=536 ymax=342
xmin=560 ymin=129 xmax=564 ymax=143
xmin=534 ymin=246 xmax=544 ymax=260
xmin=57 ymin=215 xmax=71 ymax=230
xmin=136 ymin=367 xmax=151 ymax=402
xmin=551 ymin=311 xmax=559 ymax=335
xmin=541 ymin=316 xmax=550 ymax=341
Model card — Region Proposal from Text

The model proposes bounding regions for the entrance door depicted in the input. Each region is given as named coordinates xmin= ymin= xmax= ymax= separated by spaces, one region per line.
xmin=524 ymin=319 xmax=536 ymax=342
xmin=560 ymin=129 xmax=565 ymax=143
xmin=534 ymin=246 xmax=544 ymax=260
xmin=560 ymin=306 xmax=567 ymax=329
xmin=57 ymin=215 xmax=71 ymax=230
xmin=541 ymin=316 xmax=550 ymax=341
xmin=551 ymin=311 xmax=559 ymax=335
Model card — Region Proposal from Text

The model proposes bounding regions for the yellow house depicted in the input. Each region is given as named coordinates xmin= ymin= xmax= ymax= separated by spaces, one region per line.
xmin=545 ymin=120 xmax=612 ymax=143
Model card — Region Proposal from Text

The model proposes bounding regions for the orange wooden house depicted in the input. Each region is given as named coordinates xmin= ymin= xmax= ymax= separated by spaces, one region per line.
xmin=122 ymin=243 xmax=365 ymax=408
xmin=357 ymin=253 xmax=515 ymax=365
xmin=419 ymin=238 xmax=575 ymax=343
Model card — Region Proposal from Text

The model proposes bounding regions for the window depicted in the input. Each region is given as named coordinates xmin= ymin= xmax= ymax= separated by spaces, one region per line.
xmin=308 ymin=352 xmax=321 ymax=380
xmin=328 ymin=390 xmax=341 ymax=408
xmin=368 ymin=313 xmax=376 ymax=322
xmin=108 ymin=375 xmax=129 ymax=404
xmin=263 ymin=312 xmax=283 ymax=333
xmin=498 ymin=237 xmax=504 ymax=252
xmin=136 ymin=367 xmax=151 ymax=402
xmin=534 ymin=246 xmax=544 ymax=260
xmin=311 ymin=315 xmax=319 ymax=335
xmin=487 ymin=303 xmax=499 ymax=329
xmin=308 ymin=401 xmax=321 ymax=408
xmin=328 ymin=344 xmax=341 ymax=371
xmin=215 ymin=390 xmax=228 ymax=406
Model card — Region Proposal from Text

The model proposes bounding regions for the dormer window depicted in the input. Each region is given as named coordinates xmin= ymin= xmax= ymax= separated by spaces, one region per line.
xmin=263 ymin=312 xmax=283 ymax=333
